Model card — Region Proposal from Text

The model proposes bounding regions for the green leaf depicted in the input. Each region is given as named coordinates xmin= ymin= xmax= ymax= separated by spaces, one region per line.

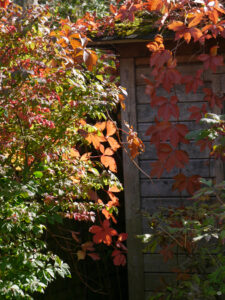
xmin=33 ymin=171 xmax=43 ymax=178
xmin=96 ymin=75 xmax=103 ymax=81
xmin=185 ymin=129 xmax=211 ymax=141
xmin=220 ymin=230 xmax=225 ymax=239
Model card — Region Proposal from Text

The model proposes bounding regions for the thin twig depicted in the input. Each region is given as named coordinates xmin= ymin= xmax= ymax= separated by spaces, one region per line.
xmin=158 ymin=225 xmax=184 ymax=248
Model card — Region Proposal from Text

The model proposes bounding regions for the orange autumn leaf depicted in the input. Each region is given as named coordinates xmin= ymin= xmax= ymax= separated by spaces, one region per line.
xmin=145 ymin=0 xmax=164 ymax=12
xmin=167 ymin=21 xmax=202 ymax=43
xmin=101 ymin=155 xmax=117 ymax=172
xmin=99 ymin=143 xmax=105 ymax=154
xmin=80 ymin=152 xmax=91 ymax=161
xmin=126 ymin=124 xmax=145 ymax=159
xmin=100 ymin=146 xmax=117 ymax=172
xmin=108 ymin=185 xmax=121 ymax=193
xmin=208 ymin=9 xmax=219 ymax=24
xmin=188 ymin=12 xmax=203 ymax=27
xmin=102 ymin=208 xmax=117 ymax=223
xmin=104 ymin=147 xmax=114 ymax=156
xmin=168 ymin=21 xmax=186 ymax=32
xmin=95 ymin=121 xmax=106 ymax=131
xmin=106 ymin=120 xmax=117 ymax=137
xmin=210 ymin=45 xmax=219 ymax=56
xmin=70 ymin=38 xmax=82 ymax=50
xmin=89 ymin=220 xmax=117 ymax=246
xmin=87 ymin=50 xmax=98 ymax=71
xmin=108 ymin=136 xmax=120 ymax=151
xmin=110 ymin=4 xmax=117 ymax=14
xmin=119 ymin=93 xmax=126 ymax=110
xmin=147 ymin=34 xmax=165 ymax=52
xmin=86 ymin=131 xmax=106 ymax=150
xmin=107 ymin=191 xmax=119 ymax=207
xmin=154 ymin=34 xmax=164 ymax=44
xmin=70 ymin=148 xmax=80 ymax=158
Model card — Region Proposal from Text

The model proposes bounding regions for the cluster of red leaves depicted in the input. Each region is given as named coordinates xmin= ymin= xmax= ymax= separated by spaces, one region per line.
xmin=75 ymin=0 xmax=225 ymax=195
xmin=89 ymin=220 xmax=127 ymax=266
xmin=86 ymin=120 xmax=120 ymax=172
xmin=63 ymin=119 xmax=127 ymax=264
xmin=0 ymin=0 xmax=9 ymax=9
xmin=144 ymin=8 xmax=225 ymax=192
xmin=172 ymin=174 xmax=201 ymax=195
xmin=75 ymin=0 xmax=225 ymax=196
xmin=50 ymin=25 xmax=98 ymax=71
xmin=0 ymin=2 xmax=129 ymax=269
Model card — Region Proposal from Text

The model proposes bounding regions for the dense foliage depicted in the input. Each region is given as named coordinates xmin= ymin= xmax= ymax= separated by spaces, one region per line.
xmin=76 ymin=0 xmax=225 ymax=298
xmin=2 ymin=0 xmax=225 ymax=298
xmin=0 ymin=2 xmax=134 ymax=298
xmin=46 ymin=0 xmax=116 ymax=22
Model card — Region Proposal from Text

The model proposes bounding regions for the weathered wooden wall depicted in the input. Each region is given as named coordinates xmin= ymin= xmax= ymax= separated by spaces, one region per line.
xmin=118 ymin=41 xmax=224 ymax=300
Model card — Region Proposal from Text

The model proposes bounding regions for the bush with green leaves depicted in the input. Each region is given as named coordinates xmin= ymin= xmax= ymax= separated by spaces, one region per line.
xmin=0 ymin=2 xmax=127 ymax=299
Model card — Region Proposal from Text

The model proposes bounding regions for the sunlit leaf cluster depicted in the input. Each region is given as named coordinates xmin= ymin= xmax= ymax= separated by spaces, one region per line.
xmin=0 ymin=2 xmax=128 ymax=298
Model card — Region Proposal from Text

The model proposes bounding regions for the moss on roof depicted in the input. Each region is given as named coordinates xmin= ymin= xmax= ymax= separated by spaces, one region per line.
xmin=89 ymin=11 xmax=160 ymax=42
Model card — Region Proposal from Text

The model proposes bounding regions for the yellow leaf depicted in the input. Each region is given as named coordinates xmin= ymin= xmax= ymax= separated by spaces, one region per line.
xmin=77 ymin=250 xmax=86 ymax=260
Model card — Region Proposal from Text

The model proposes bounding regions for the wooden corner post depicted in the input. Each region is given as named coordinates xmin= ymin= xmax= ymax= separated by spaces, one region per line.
xmin=120 ymin=58 xmax=145 ymax=300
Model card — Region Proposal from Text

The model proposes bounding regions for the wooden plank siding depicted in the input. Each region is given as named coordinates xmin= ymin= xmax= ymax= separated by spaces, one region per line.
xmin=114 ymin=40 xmax=224 ymax=298
xmin=134 ymin=60 xmax=220 ymax=296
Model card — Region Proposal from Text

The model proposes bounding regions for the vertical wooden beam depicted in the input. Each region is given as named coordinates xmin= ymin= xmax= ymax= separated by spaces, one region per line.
xmin=120 ymin=58 xmax=145 ymax=300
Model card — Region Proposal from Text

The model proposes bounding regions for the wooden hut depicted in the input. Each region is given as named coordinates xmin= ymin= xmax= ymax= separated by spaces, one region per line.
xmin=93 ymin=37 xmax=224 ymax=300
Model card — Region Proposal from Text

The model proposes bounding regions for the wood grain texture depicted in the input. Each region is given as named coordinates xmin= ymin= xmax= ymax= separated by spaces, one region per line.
xmin=136 ymin=84 xmax=210 ymax=104
xmin=136 ymin=102 xmax=206 ymax=123
xmin=140 ymin=179 xmax=187 ymax=197
xmin=120 ymin=58 xmax=145 ymax=300
xmin=139 ymin=159 xmax=211 ymax=179
xmin=144 ymin=273 xmax=176 ymax=291
xmin=138 ymin=122 xmax=204 ymax=142
xmin=136 ymin=65 xmax=213 ymax=86
xmin=137 ymin=140 xmax=211 ymax=160
xmin=144 ymin=254 xmax=178 ymax=273
xmin=142 ymin=197 xmax=193 ymax=214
